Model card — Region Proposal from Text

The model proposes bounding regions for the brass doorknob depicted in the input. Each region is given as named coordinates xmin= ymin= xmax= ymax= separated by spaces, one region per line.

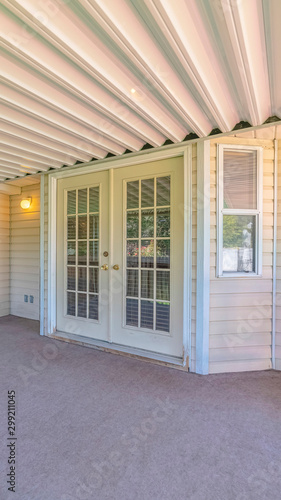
xmin=113 ymin=264 xmax=120 ymax=271
xmin=101 ymin=264 xmax=109 ymax=270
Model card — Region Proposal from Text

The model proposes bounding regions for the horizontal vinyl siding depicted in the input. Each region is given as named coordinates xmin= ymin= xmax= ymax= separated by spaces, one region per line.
xmin=190 ymin=144 xmax=197 ymax=371
xmin=276 ymin=139 xmax=281 ymax=370
xmin=209 ymin=137 xmax=273 ymax=374
xmin=0 ymin=193 xmax=10 ymax=316
xmin=10 ymin=184 xmax=40 ymax=320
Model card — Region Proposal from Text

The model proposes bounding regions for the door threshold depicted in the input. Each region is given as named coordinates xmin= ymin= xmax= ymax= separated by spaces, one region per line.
xmin=48 ymin=330 xmax=189 ymax=371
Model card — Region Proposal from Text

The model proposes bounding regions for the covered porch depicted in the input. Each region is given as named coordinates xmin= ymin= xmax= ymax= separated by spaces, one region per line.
xmin=2 ymin=1 xmax=281 ymax=498
xmin=1 ymin=0 xmax=281 ymax=374
xmin=2 ymin=124 xmax=281 ymax=374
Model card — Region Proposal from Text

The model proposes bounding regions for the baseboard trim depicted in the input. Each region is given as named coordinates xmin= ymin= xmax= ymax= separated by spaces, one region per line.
xmin=48 ymin=330 xmax=189 ymax=371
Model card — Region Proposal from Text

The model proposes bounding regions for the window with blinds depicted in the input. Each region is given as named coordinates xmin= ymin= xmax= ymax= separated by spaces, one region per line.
xmin=217 ymin=145 xmax=263 ymax=277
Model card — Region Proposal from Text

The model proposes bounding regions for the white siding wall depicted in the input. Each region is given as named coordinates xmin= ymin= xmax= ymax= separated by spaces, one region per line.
xmin=10 ymin=184 xmax=40 ymax=320
xmin=0 ymin=193 xmax=10 ymax=317
xmin=209 ymin=137 xmax=273 ymax=373
xmin=276 ymin=139 xmax=281 ymax=370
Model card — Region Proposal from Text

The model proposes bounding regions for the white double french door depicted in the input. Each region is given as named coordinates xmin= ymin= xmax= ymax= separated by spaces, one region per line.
xmin=57 ymin=157 xmax=184 ymax=358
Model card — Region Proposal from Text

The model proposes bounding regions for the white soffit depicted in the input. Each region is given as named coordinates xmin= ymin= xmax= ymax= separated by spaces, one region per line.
xmin=0 ymin=0 xmax=280 ymax=182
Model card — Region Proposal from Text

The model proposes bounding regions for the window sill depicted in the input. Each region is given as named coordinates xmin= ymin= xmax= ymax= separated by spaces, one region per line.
xmin=216 ymin=272 xmax=262 ymax=279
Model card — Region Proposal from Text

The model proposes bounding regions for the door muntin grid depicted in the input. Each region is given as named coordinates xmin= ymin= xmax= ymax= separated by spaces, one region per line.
xmin=66 ymin=186 xmax=100 ymax=321
xmin=125 ymin=176 xmax=171 ymax=333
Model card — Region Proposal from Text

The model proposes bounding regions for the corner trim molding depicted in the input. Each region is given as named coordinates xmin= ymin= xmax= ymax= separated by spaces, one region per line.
xmin=47 ymin=175 xmax=57 ymax=334
xmin=196 ymin=141 xmax=210 ymax=374
xmin=39 ymin=174 xmax=44 ymax=335
xmin=272 ymin=139 xmax=278 ymax=368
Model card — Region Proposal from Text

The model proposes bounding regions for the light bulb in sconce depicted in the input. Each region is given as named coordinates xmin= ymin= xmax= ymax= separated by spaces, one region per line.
xmin=20 ymin=198 xmax=32 ymax=209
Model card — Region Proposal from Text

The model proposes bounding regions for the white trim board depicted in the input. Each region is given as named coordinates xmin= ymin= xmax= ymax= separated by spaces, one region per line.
xmin=196 ymin=141 xmax=210 ymax=375
xmin=39 ymin=174 xmax=44 ymax=335
xmin=47 ymin=175 xmax=57 ymax=334
xmin=47 ymin=143 xmax=189 ymax=180
xmin=46 ymin=144 xmax=192 ymax=367
xmin=272 ymin=139 xmax=278 ymax=368
xmin=183 ymin=146 xmax=192 ymax=365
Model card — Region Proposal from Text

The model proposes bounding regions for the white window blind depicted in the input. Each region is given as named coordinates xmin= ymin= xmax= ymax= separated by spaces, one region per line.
xmin=223 ymin=150 xmax=257 ymax=210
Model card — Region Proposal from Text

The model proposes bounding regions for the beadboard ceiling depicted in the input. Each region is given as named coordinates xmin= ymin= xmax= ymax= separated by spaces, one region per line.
xmin=1 ymin=0 xmax=281 ymax=182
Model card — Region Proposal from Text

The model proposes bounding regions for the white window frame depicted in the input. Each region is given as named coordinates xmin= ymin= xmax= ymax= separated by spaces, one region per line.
xmin=217 ymin=144 xmax=263 ymax=278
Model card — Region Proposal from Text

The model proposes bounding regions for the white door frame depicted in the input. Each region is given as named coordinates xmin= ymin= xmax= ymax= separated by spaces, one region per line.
xmin=46 ymin=144 xmax=192 ymax=365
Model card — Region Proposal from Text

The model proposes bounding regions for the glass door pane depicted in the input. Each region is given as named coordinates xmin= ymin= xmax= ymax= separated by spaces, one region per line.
xmin=125 ymin=176 xmax=171 ymax=333
xmin=66 ymin=186 xmax=100 ymax=320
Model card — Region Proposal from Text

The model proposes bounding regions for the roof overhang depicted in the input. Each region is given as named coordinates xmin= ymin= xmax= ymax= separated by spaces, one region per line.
xmin=1 ymin=0 xmax=281 ymax=183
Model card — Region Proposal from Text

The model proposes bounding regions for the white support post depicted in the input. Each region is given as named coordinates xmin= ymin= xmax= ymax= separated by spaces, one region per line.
xmin=183 ymin=147 xmax=192 ymax=366
xmin=48 ymin=175 xmax=57 ymax=334
xmin=40 ymin=175 xmax=45 ymax=335
xmin=272 ymin=139 xmax=278 ymax=369
xmin=196 ymin=141 xmax=210 ymax=375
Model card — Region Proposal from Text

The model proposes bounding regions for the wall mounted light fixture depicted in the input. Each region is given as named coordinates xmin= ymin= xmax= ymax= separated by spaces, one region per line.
xmin=20 ymin=198 xmax=32 ymax=209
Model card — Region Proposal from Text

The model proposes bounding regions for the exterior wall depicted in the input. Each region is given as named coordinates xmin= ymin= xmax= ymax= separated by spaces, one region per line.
xmin=209 ymin=137 xmax=273 ymax=374
xmin=0 ymin=193 xmax=10 ymax=317
xmin=190 ymin=143 xmax=197 ymax=371
xmin=10 ymin=184 xmax=40 ymax=320
xmin=276 ymin=139 xmax=281 ymax=370
xmin=41 ymin=140 xmax=277 ymax=374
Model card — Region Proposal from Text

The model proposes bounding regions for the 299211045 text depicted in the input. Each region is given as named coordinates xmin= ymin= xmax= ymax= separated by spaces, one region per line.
xmin=7 ymin=390 xmax=16 ymax=493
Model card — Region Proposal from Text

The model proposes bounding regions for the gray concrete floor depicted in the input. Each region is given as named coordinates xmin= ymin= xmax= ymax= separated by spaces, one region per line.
xmin=0 ymin=315 xmax=281 ymax=500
